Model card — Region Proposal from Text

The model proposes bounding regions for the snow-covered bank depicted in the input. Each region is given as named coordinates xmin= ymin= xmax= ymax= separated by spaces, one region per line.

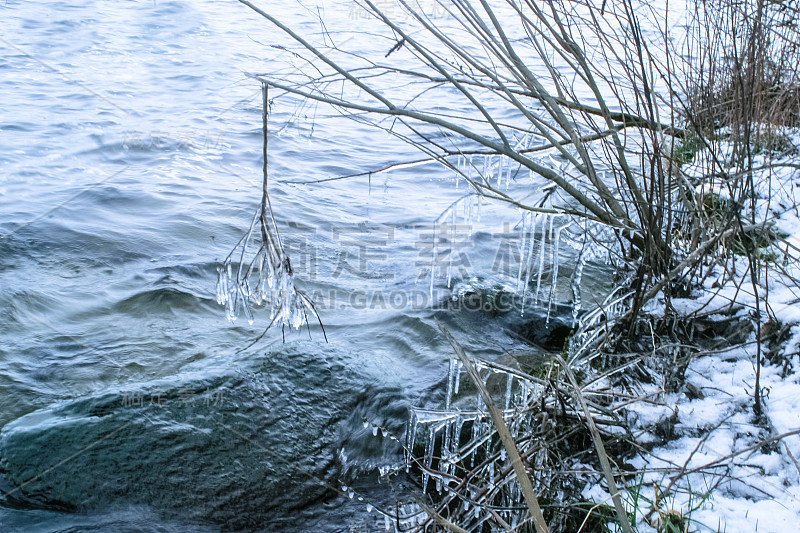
xmin=623 ymin=335 xmax=800 ymax=532
xmin=596 ymin=141 xmax=800 ymax=533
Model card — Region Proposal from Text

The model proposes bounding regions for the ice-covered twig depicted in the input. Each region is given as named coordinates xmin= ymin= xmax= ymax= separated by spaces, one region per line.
xmin=216 ymin=82 xmax=324 ymax=342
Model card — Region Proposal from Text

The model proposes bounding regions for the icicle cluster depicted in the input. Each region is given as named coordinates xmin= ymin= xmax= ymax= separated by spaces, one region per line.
xmin=441 ymin=149 xmax=624 ymax=325
xmin=401 ymin=356 xmax=549 ymax=530
xmin=216 ymin=211 xmax=314 ymax=331
xmin=451 ymin=133 xmax=544 ymax=193
xmin=433 ymin=137 xmax=550 ymax=299
xmin=567 ymin=285 xmax=635 ymax=364
xmin=514 ymin=210 xmax=594 ymax=321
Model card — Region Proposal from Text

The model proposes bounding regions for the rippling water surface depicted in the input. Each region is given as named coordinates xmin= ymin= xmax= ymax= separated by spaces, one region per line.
xmin=0 ymin=1 xmax=618 ymax=530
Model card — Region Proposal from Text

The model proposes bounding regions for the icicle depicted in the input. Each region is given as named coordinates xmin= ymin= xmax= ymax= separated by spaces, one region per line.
xmin=252 ymin=253 xmax=265 ymax=305
xmin=533 ymin=215 xmax=550 ymax=306
xmin=475 ymin=380 xmax=485 ymax=420
xmin=241 ymin=286 xmax=255 ymax=325
xmin=453 ymin=360 xmax=462 ymax=395
xmin=516 ymin=212 xmax=528 ymax=290
xmin=469 ymin=422 xmax=479 ymax=468
xmin=372 ymin=424 xmax=379 ymax=437
xmin=446 ymin=358 xmax=456 ymax=410
xmin=406 ymin=412 xmax=418 ymax=471
xmin=290 ymin=296 xmax=304 ymax=329
xmin=453 ymin=414 xmax=463 ymax=454
xmin=227 ymin=284 xmax=238 ymax=322
xmin=571 ymin=242 xmax=587 ymax=325
xmin=423 ymin=426 xmax=435 ymax=493
xmin=429 ymin=223 xmax=437 ymax=302
xmin=521 ymin=213 xmax=540 ymax=312
xmin=216 ymin=266 xmax=228 ymax=306
xmin=504 ymin=372 xmax=513 ymax=411
xmin=267 ymin=260 xmax=275 ymax=289
xmin=547 ymin=223 xmax=565 ymax=325
xmin=224 ymin=261 xmax=236 ymax=321
xmin=447 ymin=209 xmax=455 ymax=288
xmin=442 ymin=422 xmax=452 ymax=477
xmin=366 ymin=503 xmax=373 ymax=513
xmin=498 ymin=157 xmax=505 ymax=187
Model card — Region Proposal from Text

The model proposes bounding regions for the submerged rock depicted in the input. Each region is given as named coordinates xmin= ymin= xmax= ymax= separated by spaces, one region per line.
xmin=508 ymin=305 xmax=575 ymax=352
xmin=0 ymin=346 xmax=397 ymax=530
xmin=443 ymin=278 xmax=578 ymax=353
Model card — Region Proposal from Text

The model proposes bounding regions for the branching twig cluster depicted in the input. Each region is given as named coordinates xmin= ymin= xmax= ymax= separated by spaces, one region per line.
xmin=217 ymin=83 xmax=324 ymax=345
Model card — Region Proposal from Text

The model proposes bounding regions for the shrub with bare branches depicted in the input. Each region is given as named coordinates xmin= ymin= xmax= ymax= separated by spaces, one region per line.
xmin=222 ymin=0 xmax=800 ymax=529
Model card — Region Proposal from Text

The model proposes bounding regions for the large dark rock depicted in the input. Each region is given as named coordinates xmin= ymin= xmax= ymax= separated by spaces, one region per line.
xmin=0 ymin=346 xmax=396 ymax=530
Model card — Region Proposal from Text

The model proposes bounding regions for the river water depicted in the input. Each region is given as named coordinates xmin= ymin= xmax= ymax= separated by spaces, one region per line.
xmin=0 ymin=1 xmax=621 ymax=531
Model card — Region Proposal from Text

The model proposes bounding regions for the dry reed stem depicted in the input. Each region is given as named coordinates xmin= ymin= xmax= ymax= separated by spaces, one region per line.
xmin=553 ymin=354 xmax=634 ymax=533
xmin=437 ymin=320 xmax=550 ymax=533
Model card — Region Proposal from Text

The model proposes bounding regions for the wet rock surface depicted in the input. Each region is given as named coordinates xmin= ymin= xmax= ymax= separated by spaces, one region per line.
xmin=0 ymin=346 xmax=400 ymax=530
